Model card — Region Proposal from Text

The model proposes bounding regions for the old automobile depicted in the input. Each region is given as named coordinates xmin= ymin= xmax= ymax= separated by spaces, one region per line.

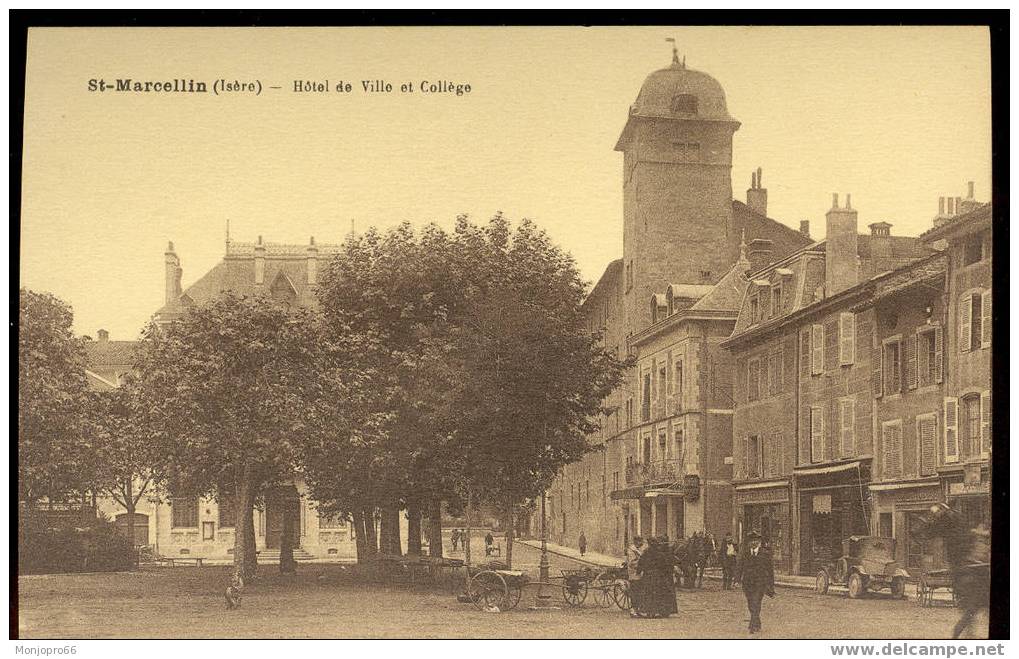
xmin=815 ymin=536 xmax=909 ymax=599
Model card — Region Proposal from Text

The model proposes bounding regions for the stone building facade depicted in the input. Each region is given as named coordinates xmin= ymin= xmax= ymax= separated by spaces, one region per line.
xmin=547 ymin=53 xmax=811 ymax=557
xmin=723 ymin=187 xmax=988 ymax=576
xmin=919 ymin=198 xmax=993 ymax=536
xmin=89 ymin=235 xmax=408 ymax=562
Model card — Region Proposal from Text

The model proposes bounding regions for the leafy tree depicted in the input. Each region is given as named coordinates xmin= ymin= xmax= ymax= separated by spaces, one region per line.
xmin=88 ymin=382 xmax=156 ymax=561
xmin=133 ymin=292 xmax=362 ymax=580
xmin=18 ymin=289 xmax=93 ymax=510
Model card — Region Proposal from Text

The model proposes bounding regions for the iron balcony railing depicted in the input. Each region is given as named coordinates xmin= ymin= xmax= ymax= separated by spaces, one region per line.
xmin=625 ymin=458 xmax=683 ymax=486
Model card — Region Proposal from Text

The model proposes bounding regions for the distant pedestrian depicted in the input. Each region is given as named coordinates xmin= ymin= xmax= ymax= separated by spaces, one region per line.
xmin=578 ymin=531 xmax=587 ymax=557
xmin=451 ymin=528 xmax=459 ymax=552
xmin=721 ymin=534 xmax=738 ymax=590
xmin=627 ymin=536 xmax=646 ymax=617
xmin=484 ymin=531 xmax=494 ymax=556
xmin=736 ymin=531 xmax=775 ymax=635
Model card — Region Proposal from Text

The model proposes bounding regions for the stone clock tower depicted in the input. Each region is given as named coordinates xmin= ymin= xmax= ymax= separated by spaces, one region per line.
xmin=615 ymin=52 xmax=741 ymax=333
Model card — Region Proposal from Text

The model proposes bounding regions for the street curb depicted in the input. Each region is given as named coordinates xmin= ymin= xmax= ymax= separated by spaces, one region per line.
xmin=514 ymin=540 xmax=834 ymax=593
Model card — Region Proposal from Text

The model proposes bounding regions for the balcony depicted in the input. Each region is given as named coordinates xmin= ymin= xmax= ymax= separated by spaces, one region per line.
xmin=625 ymin=458 xmax=683 ymax=486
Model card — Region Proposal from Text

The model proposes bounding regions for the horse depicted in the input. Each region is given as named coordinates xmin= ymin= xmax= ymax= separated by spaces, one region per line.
xmin=920 ymin=503 xmax=990 ymax=638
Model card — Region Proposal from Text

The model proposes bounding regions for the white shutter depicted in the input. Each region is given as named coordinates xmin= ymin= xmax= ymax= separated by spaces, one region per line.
xmin=980 ymin=390 xmax=990 ymax=456
xmin=981 ymin=291 xmax=992 ymax=348
xmin=907 ymin=333 xmax=918 ymax=389
xmin=959 ymin=293 xmax=972 ymax=353
xmin=810 ymin=407 xmax=823 ymax=463
xmin=944 ymin=397 xmax=959 ymax=463
xmin=840 ymin=398 xmax=855 ymax=457
xmin=839 ymin=313 xmax=855 ymax=365
xmin=811 ymin=324 xmax=824 ymax=375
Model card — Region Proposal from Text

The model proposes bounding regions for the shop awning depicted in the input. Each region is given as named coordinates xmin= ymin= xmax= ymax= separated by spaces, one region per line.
xmin=794 ymin=460 xmax=862 ymax=477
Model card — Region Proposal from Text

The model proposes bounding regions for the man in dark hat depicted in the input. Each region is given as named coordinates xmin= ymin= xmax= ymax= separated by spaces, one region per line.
xmin=736 ymin=531 xmax=775 ymax=635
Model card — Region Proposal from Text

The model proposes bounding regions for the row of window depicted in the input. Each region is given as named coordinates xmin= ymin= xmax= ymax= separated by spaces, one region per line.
xmin=800 ymin=312 xmax=857 ymax=377
xmin=737 ymin=432 xmax=786 ymax=480
xmin=638 ymin=355 xmax=686 ymax=422
xmin=877 ymin=325 xmax=944 ymax=397
xmin=747 ymin=279 xmax=790 ymax=325
xmin=747 ymin=345 xmax=786 ymax=402
xmin=168 ymin=495 xmax=345 ymax=529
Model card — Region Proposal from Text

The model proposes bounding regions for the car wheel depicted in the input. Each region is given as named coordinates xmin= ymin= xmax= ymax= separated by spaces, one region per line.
xmin=815 ymin=570 xmax=830 ymax=595
xmin=890 ymin=577 xmax=905 ymax=599
xmin=848 ymin=572 xmax=866 ymax=599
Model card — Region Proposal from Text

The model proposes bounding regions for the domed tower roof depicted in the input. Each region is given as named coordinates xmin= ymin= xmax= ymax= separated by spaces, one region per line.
xmin=615 ymin=57 xmax=739 ymax=151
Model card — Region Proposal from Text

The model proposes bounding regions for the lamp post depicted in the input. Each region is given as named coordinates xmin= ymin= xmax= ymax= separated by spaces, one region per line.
xmin=539 ymin=490 xmax=550 ymax=584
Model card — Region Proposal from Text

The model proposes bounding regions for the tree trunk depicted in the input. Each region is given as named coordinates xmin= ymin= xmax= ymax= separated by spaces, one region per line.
xmin=406 ymin=502 xmax=422 ymax=556
xmin=352 ymin=509 xmax=368 ymax=563
xmin=380 ymin=505 xmax=402 ymax=556
xmin=233 ymin=472 xmax=252 ymax=582
xmin=427 ymin=499 xmax=443 ymax=558
xmin=464 ymin=489 xmax=473 ymax=569
xmin=125 ymin=478 xmax=137 ymax=569
xmin=365 ymin=507 xmax=378 ymax=555
xmin=280 ymin=507 xmax=296 ymax=574
xmin=504 ymin=503 xmax=515 ymax=569
xmin=244 ymin=500 xmax=258 ymax=580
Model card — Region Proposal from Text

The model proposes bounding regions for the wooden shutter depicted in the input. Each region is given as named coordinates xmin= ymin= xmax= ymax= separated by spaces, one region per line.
xmin=934 ymin=326 xmax=944 ymax=384
xmin=918 ymin=416 xmax=937 ymax=477
xmin=916 ymin=331 xmax=929 ymax=388
xmin=980 ymin=390 xmax=990 ymax=455
xmin=883 ymin=423 xmax=902 ymax=479
xmin=906 ymin=333 xmax=918 ymax=390
xmin=872 ymin=326 xmax=883 ymax=398
xmin=839 ymin=312 xmax=855 ymax=365
xmin=944 ymin=397 xmax=959 ymax=463
xmin=811 ymin=324 xmax=824 ymax=375
xmin=981 ymin=291 xmax=992 ymax=348
xmin=800 ymin=406 xmax=811 ymax=465
xmin=960 ymin=293 xmax=972 ymax=353
xmin=800 ymin=328 xmax=811 ymax=377
xmin=810 ymin=407 xmax=824 ymax=463
xmin=840 ymin=398 xmax=855 ymax=457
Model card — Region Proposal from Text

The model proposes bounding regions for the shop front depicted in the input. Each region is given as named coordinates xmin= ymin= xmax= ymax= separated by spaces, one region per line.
xmin=733 ymin=479 xmax=791 ymax=574
xmin=794 ymin=460 xmax=871 ymax=576
xmin=868 ymin=479 xmax=943 ymax=575
xmin=940 ymin=462 xmax=991 ymax=531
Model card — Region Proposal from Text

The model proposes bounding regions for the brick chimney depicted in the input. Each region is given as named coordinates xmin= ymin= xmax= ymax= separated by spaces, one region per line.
xmin=825 ymin=193 xmax=859 ymax=297
xmin=746 ymin=167 xmax=768 ymax=216
xmin=800 ymin=220 xmax=810 ymax=239
xmin=97 ymin=329 xmax=109 ymax=342
xmin=254 ymin=235 xmax=266 ymax=285
xmin=958 ymin=181 xmax=982 ymax=215
xmin=868 ymin=222 xmax=893 ymax=261
xmin=746 ymin=238 xmax=774 ymax=274
xmin=164 ymin=241 xmax=182 ymax=305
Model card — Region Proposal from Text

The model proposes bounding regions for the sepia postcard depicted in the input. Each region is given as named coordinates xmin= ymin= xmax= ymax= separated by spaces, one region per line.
xmin=14 ymin=21 xmax=1005 ymax=647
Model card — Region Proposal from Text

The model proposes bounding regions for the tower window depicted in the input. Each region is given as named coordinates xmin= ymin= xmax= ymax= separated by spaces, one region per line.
xmin=670 ymin=94 xmax=698 ymax=114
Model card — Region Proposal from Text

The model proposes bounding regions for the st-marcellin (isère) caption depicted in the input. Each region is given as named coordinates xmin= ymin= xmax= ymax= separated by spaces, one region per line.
xmin=86 ymin=78 xmax=472 ymax=96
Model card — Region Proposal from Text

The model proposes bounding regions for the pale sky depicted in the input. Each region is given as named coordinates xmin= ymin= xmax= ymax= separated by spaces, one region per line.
xmin=20 ymin=26 xmax=991 ymax=340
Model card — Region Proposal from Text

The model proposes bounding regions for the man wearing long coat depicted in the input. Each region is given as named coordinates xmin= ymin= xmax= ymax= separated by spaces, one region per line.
xmin=736 ymin=531 xmax=775 ymax=634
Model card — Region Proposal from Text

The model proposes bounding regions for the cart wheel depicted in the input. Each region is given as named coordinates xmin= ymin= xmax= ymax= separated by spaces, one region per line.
xmin=847 ymin=572 xmax=867 ymax=599
xmin=592 ymin=572 xmax=614 ymax=607
xmin=890 ymin=577 xmax=905 ymax=600
xmin=611 ymin=579 xmax=631 ymax=611
xmin=815 ymin=570 xmax=830 ymax=595
xmin=469 ymin=570 xmax=508 ymax=611
xmin=506 ymin=583 xmax=523 ymax=610
xmin=562 ymin=578 xmax=588 ymax=607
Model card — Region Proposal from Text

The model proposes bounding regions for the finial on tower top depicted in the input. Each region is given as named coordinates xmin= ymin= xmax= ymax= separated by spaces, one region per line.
xmin=666 ymin=37 xmax=682 ymax=67
xmin=225 ymin=218 xmax=230 ymax=246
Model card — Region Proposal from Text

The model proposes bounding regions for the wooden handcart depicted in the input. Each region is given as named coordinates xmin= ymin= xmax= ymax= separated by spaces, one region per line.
xmin=460 ymin=563 xmax=632 ymax=612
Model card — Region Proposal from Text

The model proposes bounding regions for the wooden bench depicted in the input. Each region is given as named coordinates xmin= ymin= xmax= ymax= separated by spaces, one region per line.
xmin=156 ymin=556 xmax=204 ymax=568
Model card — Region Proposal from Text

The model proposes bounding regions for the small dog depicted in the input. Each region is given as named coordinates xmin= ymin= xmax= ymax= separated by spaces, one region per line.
xmin=225 ymin=574 xmax=244 ymax=610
